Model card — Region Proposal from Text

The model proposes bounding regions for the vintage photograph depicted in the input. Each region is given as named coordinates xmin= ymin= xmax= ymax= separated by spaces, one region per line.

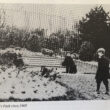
xmin=0 ymin=4 xmax=110 ymax=101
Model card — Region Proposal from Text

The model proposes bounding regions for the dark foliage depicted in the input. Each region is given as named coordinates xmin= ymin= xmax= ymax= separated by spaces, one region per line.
xmin=79 ymin=41 xmax=95 ymax=61
xmin=78 ymin=6 xmax=110 ymax=57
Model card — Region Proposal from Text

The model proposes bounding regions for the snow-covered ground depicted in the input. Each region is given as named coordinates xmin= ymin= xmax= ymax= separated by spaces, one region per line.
xmin=1 ymin=65 xmax=110 ymax=100
xmin=0 ymin=66 xmax=67 ymax=100
xmin=0 ymin=48 xmax=43 ymax=57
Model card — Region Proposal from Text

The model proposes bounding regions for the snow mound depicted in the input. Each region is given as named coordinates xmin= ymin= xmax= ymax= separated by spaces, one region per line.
xmin=0 ymin=66 xmax=67 ymax=100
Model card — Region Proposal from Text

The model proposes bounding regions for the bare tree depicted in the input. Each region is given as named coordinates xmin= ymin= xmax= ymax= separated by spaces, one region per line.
xmin=0 ymin=9 xmax=6 ymax=29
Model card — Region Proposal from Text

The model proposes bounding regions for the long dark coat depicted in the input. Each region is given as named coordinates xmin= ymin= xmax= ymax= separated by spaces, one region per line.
xmin=96 ymin=56 xmax=110 ymax=80
xmin=13 ymin=54 xmax=24 ymax=68
xmin=62 ymin=56 xmax=77 ymax=73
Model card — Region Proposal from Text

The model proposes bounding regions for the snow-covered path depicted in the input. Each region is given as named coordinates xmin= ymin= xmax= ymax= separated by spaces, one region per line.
xmin=57 ymin=73 xmax=110 ymax=100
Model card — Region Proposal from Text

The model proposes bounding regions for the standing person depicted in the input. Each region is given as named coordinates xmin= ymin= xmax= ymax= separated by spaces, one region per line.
xmin=62 ymin=53 xmax=77 ymax=73
xmin=95 ymin=48 xmax=110 ymax=94
xmin=13 ymin=53 xmax=24 ymax=77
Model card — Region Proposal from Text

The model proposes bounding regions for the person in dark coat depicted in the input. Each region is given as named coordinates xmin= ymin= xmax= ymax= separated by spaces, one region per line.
xmin=95 ymin=48 xmax=110 ymax=94
xmin=13 ymin=53 xmax=24 ymax=77
xmin=62 ymin=53 xmax=77 ymax=73
xmin=13 ymin=53 xmax=24 ymax=68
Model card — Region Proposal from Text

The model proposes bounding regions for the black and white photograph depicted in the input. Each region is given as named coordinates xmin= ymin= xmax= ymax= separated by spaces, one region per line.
xmin=0 ymin=3 xmax=110 ymax=102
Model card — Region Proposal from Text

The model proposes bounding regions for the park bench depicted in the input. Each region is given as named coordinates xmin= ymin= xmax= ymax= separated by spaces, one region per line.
xmin=22 ymin=55 xmax=99 ymax=74
xmin=23 ymin=55 xmax=64 ymax=67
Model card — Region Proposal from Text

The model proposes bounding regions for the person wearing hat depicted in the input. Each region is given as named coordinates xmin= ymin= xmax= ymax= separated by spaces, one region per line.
xmin=62 ymin=52 xmax=77 ymax=73
xmin=95 ymin=48 xmax=110 ymax=94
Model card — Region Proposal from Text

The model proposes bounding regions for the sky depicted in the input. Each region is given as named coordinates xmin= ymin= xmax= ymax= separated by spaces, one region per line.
xmin=0 ymin=4 xmax=110 ymax=34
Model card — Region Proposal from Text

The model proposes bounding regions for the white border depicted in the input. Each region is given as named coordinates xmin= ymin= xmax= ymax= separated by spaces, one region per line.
xmin=0 ymin=0 xmax=110 ymax=4
xmin=0 ymin=100 xmax=109 ymax=110
xmin=0 ymin=0 xmax=110 ymax=110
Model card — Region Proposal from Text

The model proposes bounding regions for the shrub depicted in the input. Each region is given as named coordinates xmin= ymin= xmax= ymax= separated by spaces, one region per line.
xmin=41 ymin=48 xmax=54 ymax=56
xmin=79 ymin=41 xmax=95 ymax=61
xmin=0 ymin=51 xmax=18 ymax=66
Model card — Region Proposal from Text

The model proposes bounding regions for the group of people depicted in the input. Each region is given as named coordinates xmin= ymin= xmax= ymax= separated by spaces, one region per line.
xmin=62 ymin=48 xmax=110 ymax=95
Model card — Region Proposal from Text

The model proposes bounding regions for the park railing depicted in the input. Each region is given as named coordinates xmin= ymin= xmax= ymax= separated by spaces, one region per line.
xmin=74 ymin=60 xmax=97 ymax=74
